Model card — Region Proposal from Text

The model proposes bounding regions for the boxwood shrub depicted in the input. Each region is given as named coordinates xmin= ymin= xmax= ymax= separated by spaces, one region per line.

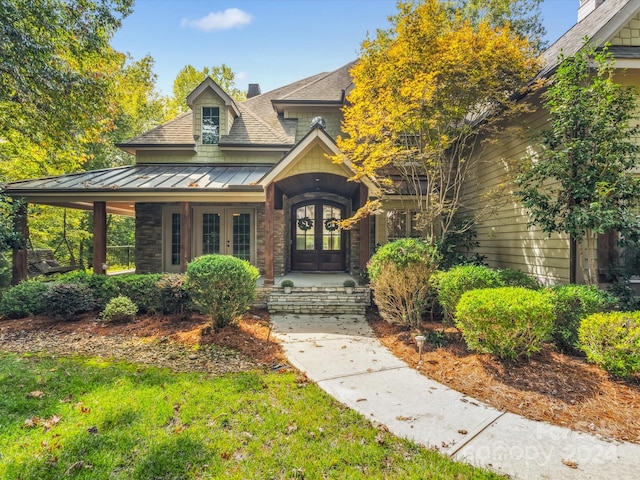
xmin=156 ymin=274 xmax=191 ymax=317
xmin=101 ymin=295 xmax=138 ymax=323
xmin=367 ymin=238 xmax=440 ymax=326
xmin=547 ymin=285 xmax=617 ymax=355
xmin=497 ymin=268 xmax=540 ymax=290
xmin=438 ymin=265 xmax=503 ymax=322
xmin=186 ymin=255 xmax=259 ymax=328
xmin=455 ymin=287 xmax=554 ymax=360
xmin=578 ymin=311 xmax=640 ymax=379
xmin=43 ymin=283 xmax=95 ymax=321
xmin=0 ymin=280 xmax=50 ymax=319
xmin=108 ymin=274 xmax=162 ymax=313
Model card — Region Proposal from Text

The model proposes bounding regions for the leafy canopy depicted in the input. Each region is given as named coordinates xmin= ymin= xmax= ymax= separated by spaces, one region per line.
xmin=336 ymin=0 xmax=539 ymax=241
xmin=515 ymin=45 xmax=640 ymax=284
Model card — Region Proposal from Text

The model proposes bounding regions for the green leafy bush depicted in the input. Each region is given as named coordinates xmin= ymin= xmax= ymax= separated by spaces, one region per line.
xmin=108 ymin=274 xmax=162 ymax=313
xmin=186 ymin=255 xmax=259 ymax=328
xmin=0 ymin=280 xmax=50 ymax=319
xmin=43 ymin=283 xmax=95 ymax=321
xmin=497 ymin=268 xmax=540 ymax=290
xmin=101 ymin=295 xmax=138 ymax=323
xmin=578 ymin=311 xmax=640 ymax=378
xmin=56 ymin=271 xmax=118 ymax=309
xmin=368 ymin=238 xmax=440 ymax=327
xmin=548 ymin=285 xmax=617 ymax=354
xmin=156 ymin=274 xmax=191 ymax=317
xmin=455 ymin=287 xmax=554 ymax=360
xmin=437 ymin=265 xmax=503 ymax=322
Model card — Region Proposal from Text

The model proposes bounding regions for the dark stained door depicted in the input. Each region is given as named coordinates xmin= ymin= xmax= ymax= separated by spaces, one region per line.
xmin=292 ymin=201 xmax=345 ymax=271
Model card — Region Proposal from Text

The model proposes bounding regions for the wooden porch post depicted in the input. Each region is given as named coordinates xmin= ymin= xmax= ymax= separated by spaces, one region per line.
xmin=93 ymin=201 xmax=107 ymax=274
xmin=359 ymin=184 xmax=370 ymax=272
xmin=264 ymin=183 xmax=275 ymax=286
xmin=180 ymin=202 xmax=192 ymax=273
xmin=11 ymin=201 xmax=28 ymax=285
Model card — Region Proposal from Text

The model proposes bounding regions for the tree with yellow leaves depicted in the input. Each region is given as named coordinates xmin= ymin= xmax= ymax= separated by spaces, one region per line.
xmin=336 ymin=0 xmax=540 ymax=243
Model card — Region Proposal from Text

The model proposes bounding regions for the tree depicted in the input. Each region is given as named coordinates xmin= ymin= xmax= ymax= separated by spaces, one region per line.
xmin=515 ymin=45 xmax=640 ymax=285
xmin=166 ymin=64 xmax=246 ymax=117
xmin=0 ymin=0 xmax=133 ymax=152
xmin=454 ymin=0 xmax=546 ymax=52
xmin=336 ymin=0 xmax=539 ymax=243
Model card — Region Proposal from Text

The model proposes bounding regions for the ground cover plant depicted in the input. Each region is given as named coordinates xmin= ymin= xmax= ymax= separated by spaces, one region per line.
xmin=0 ymin=351 xmax=501 ymax=479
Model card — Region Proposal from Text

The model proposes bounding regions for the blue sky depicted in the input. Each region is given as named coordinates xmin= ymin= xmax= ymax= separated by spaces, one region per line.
xmin=111 ymin=0 xmax=580 ymax=96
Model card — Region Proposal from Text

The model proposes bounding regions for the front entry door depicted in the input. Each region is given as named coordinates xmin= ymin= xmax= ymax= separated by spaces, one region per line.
xmin=292 ymin=201 xmax=345 ymax=271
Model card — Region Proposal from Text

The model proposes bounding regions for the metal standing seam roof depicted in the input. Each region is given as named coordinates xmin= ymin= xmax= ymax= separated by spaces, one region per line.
xmin=2 ymin=164 xmax=271 ymax=193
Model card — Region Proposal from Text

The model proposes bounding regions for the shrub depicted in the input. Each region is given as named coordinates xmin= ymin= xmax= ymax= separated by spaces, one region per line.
xmin=497 ymin=268 xmax=540 ymax=290
xmin=368 ymin=238 xmax=440 ymax=327
xmin=280 ymin=279 xmax=294 ymax=288
xmin=101 ymin=295 xmax=138 ymax=323
xmin=43 ymin=283 xmax=95 ymax=321
xmin=455 ymin=287 xmax=554 ymax=360
xmin=56 ymin=271 xmax=118 ymax=309
xmin=0 ymin=280 xmax=50 ymax=319
xmin=437 ymin=265 xmax=503 ymax=322
xmin=156 ymin=274 xmax=191 ymax=317
xmin=578 ymin=311 xmax=640 ymax=379
xmin=425 ymin=270 xmax=446 ymax=321
xmin=186 ymin=255 xmax=259 ymax=328
xmin=343 ymin=279 xmax=356 ymax=288
xmin=548 ymin=285 xmax=617 ymax=354
xmin=108 ymin=274 xmax=161 ymax=313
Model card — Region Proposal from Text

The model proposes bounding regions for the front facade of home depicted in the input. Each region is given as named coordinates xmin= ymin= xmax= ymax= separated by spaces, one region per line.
xmin=5 ymin=0 xmax=640 ymax=288
xmin=5 ymin=62 xmax=379 ymax=285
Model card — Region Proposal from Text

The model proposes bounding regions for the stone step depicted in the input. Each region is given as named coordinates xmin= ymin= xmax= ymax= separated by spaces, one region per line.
xmin=266 ymin=288 xmax=371 ymax=315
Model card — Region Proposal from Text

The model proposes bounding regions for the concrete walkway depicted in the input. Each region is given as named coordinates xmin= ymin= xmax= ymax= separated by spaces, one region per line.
xmin=270 ymin=313 xmax=640 ymax=480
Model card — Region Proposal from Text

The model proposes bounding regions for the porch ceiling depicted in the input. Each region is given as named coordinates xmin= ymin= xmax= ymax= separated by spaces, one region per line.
xmin=274 ymin=172 xmax=360 ymax=199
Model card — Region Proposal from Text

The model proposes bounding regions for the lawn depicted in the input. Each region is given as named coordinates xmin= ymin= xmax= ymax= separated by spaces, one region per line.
xmin=0 ymin=352 xmax=501 ymax=479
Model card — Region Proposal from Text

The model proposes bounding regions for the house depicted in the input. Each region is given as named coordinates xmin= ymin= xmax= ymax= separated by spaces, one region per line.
xmin=4 ymin=61 xmax=379 ymax=286
xmin=463 ymin=0 xmax=640 ymax=285
xmin=4 ymin=0 xmax=640 ymax=288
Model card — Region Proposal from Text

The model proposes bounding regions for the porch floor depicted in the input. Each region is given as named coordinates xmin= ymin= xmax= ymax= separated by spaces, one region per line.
xmin=257 ymin=272 xmax=357 ymax=288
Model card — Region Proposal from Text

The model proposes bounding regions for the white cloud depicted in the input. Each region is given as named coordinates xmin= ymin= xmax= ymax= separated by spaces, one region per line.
xmin=235 ymin=72 xmax=247 ymax=81
xmin=181 ymin=8 xmax=252 ymax=32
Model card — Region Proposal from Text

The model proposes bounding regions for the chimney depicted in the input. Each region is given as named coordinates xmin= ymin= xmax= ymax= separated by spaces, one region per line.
xmin=247 ymin=83 xmax=261 ymax=99
xmin=578 ymin=0 xmax=605 ymax=22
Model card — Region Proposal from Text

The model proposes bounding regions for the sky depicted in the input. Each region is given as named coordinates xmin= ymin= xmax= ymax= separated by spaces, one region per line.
xmin=111 ymin=0 xmax=581 ymax=97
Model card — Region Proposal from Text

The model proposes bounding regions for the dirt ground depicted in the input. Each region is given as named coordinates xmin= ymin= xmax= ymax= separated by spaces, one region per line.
xmin=1 ymin=308 xmax=638 ymax=444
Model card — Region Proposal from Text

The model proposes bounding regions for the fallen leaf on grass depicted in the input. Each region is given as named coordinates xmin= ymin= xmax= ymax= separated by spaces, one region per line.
xmin=27 ymin=390 xmax=45 ymax=398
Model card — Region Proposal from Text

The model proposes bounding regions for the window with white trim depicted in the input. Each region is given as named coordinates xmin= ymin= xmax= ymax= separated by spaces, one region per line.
xmin=202 ymin=107 xmax=220 ymax=144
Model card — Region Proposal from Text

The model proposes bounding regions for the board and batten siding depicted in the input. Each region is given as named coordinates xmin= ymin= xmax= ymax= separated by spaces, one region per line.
xmin=462 ymin=97 xmax=571 ymax=285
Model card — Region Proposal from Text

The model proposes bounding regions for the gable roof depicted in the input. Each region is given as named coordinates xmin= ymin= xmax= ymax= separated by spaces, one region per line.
xmin=186 ymin=77 xmax=240 ymax=117
xmin=540 ymin=0 xmax=640 ymax=78
xmin=118 ymin=63 xmax=356 ymax=151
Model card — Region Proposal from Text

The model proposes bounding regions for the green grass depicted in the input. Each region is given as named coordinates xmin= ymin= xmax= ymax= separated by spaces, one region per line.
xmin=0 ymin=352 xmax=502 ymax=479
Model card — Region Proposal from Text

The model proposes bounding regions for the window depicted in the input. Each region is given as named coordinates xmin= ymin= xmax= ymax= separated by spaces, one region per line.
xmin=202 ymin=107 xmax=220 ymax=144
xmin=386 ymin=210 xmax=420 ymax=240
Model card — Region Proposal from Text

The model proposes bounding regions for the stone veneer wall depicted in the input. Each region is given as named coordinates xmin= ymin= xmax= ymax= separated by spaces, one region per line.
xmin=135 ymin=203 xmax=163 ymax=274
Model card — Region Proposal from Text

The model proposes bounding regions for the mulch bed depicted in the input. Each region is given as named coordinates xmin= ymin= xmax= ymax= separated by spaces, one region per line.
xmin=368 ymin=312 xmax=640 ymax=444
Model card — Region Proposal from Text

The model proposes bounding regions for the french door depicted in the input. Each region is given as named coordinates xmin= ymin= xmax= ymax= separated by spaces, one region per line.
xmin=164 ymin=207 xmax=253 ymax=272
xmin=291 ymin=201 xmax=345 ymax=271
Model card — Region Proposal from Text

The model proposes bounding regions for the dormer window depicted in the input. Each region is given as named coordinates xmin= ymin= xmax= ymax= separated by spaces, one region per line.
xmin=202 ymin=107 xmax=220 ymax=144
